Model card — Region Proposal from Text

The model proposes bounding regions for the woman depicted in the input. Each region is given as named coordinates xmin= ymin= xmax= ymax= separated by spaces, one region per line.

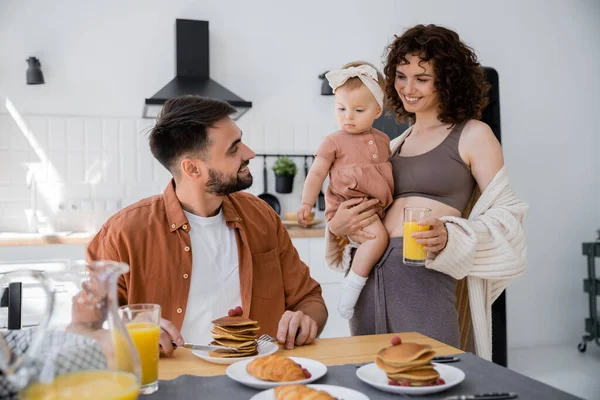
xmin=324 ymin=24 xmax=528 ymax=361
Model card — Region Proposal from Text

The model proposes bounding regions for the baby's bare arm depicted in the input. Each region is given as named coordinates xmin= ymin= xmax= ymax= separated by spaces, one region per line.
xmin=301 ymin=156 xmax=332 ymax=206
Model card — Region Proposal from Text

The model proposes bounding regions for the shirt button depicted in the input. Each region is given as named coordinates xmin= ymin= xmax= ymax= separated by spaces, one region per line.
xmin=183 ymin=224 xmax=188 ymax=230
xmin=171 ymin=224 xmax=176 ymax=229
xmin=183 ymin=273 xmax=189 ymax=279
xmin=368 ymin=140 xmax=374 ymax=145
xmin=184 ymin=246 xmax=190 ymax=252
xmin=372 ymin=154 xmax=378 ymax=159
xmin=177 ymin=308 xmax=183 ymax=314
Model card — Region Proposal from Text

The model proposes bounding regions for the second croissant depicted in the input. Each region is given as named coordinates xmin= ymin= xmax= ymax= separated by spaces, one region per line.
xmin=247 ymin=355 xmax=311 ymax=382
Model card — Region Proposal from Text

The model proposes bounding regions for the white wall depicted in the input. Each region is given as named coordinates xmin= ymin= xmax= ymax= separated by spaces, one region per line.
xmin=1 ymin=0 xmax=600 ymax=350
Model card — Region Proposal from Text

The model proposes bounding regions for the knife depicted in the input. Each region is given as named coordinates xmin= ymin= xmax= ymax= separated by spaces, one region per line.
xmin=432 ymin=355 xmax=461 ymax=363
xmin=443 ymin=393 xmax=518 ymax=400
xmin=171 ymin=341 xmax=239 ymax=353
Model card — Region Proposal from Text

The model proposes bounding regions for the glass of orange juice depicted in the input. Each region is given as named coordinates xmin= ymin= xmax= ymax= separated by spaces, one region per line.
xmin=403 ymin=207 xmax=432 ymax=265
xmin=119 ymin=304 xmax=161 ymax=395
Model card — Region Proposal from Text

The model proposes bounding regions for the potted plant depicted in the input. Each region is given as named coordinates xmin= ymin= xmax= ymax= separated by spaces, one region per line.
xmin=272 ymin=156 xmax=297 ymax=194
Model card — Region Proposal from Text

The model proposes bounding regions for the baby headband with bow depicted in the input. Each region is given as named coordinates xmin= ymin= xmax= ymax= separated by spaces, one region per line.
xmin=325 ymin=65 xmax=384 ymax=108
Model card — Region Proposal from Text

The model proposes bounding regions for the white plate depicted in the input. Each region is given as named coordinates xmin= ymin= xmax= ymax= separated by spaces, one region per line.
xmin=226 ymin=356 xmax=327 ymax=389
xmin=249 ymin=384 xmax=369 ymax=400
xmin=191 ymin=341 xmax=278 ymax=365
xmin=356 ymin=362 xmax=465 ymax=395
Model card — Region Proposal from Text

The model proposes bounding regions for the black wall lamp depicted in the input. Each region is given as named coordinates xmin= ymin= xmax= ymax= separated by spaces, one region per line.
xmin=26 ymin=57 xmax=45 ymax=85
xmin=318 ymin=71 xmax=333 ymax=95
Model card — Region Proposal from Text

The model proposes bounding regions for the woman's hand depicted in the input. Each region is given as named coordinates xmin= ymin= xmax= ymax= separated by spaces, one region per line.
xmin=328 ymin=198 xmax=380 ymax=240
xmin=413 ymin=218 xmax=448 ymax=253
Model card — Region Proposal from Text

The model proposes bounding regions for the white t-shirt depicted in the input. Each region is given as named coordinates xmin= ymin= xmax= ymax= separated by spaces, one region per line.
xmin=179 ymin=208 xmax=241 ymax=345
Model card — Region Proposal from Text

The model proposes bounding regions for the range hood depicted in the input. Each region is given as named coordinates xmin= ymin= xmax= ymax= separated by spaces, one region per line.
xmin=143 ymin=19 xmax=252 ymax=119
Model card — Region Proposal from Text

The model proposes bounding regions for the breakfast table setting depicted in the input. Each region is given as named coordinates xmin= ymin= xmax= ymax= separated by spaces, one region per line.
xmin=0 ymin=264 xmax=583 ymax=400
xmin=150 ymin=332 xmax=581 ymax=400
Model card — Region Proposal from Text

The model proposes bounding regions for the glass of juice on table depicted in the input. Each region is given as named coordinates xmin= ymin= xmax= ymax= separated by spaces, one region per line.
xmin=119 ymin=304 xmax=161 ymax=395
xmin=403 ymin=207 xmax=431 ymax=265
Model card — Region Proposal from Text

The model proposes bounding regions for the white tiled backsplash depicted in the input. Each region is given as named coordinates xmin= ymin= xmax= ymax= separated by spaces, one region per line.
xmin=0 ymin=113 xmax=334 ymax=233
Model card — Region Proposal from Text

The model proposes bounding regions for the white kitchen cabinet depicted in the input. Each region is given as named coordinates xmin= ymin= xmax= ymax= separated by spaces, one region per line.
xmin=292 ymin=237 xmax=350 ymax=339
xmin=0 ymin=244 xmax=86 ymax=263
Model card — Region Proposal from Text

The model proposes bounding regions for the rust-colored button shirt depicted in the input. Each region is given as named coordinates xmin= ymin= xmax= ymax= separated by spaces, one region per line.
xmin=86 ymin=180 xmax=328 ymax=336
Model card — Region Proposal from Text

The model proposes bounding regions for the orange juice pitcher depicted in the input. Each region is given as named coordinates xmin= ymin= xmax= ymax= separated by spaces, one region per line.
xmin=0 ymin=261 xmax=141 ymax=399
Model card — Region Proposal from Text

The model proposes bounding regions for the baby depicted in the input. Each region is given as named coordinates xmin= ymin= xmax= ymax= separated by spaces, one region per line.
xmin=297 ymin=62 xmax=394 ymax=319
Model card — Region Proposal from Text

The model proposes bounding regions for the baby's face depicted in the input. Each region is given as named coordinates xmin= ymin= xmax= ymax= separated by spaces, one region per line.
xmin=334 ymin=84 xmax=382 ymax=134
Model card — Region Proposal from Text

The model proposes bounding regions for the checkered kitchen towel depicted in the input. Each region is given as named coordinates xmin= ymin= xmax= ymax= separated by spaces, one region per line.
xmin=0 ymin=328 xmax=107 ymax=399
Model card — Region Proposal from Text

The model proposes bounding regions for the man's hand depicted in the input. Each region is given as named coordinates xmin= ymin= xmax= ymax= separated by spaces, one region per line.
xmin=159 ymin=318 xmax=184 ymax=357
xmin=276 ymin=310 xmax=318 ymax=350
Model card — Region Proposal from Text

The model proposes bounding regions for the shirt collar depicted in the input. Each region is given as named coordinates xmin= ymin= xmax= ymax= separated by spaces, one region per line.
xmin=221 ymin=194 xmax=244 ymax=224
xmin=163 ymin=180 xmax=188 ymax=232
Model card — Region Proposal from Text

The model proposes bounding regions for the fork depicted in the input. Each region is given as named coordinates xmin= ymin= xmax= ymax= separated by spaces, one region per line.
xmin=256 ymin=333 xmax=277 ymax=348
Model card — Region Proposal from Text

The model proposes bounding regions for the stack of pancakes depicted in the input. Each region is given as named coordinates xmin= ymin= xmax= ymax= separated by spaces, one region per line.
xmin=375 ymin=343 xmax=440 ymax=386
xmin=208 ymin=315 xmax=259 ymax=358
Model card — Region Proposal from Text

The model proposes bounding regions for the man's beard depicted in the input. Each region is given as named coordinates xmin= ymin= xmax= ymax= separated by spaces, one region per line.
xmin=206 ymin=165 xmax=253 ymax=196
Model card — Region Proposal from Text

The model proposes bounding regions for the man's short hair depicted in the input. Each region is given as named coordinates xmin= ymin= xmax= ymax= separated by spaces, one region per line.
xmin=148 ymin=95 xmax=237 ymax=172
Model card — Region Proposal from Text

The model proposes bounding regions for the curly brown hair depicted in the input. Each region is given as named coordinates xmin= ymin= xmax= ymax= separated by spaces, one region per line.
xmin=383 ymin=24 xmax=490 ymax=125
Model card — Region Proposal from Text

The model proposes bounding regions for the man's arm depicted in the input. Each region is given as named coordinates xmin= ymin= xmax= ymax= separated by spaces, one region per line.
xmin=86 ymin=227 xmax=184 ymax=357
xmin=86 ymin=229 xmax=128 ymax=306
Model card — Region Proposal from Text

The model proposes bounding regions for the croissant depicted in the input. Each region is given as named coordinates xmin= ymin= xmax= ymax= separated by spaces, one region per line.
xmin=274 ymin=385 xmax=336 ymax=400
xmin=246 ymin=355 xmax=306 ymax=382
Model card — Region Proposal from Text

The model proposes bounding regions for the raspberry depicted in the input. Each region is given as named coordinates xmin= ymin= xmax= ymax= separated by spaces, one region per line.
xmin=436 ymin=378 xmax=445 ymax=385
xmin=388 ymin=379 xmax=400 ymax=386
xmin=400 ymin=380 xmax=410 ymax=387
xmin=302 ymin=368 xmax=312 ymax=379
xmin=228 ymin=309 xmax=235 ymax=317
xmin=234 ymin=306 xmax=243 ymax=315
xmin=390 ymin=336 xmax=402 ymax=346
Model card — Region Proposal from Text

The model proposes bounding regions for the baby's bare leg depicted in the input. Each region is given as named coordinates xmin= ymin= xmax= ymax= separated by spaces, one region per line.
xmin=338 ymin=218 xmax=388 ymax=319
xmin=350 ymin=218 xmax=389 ymax=277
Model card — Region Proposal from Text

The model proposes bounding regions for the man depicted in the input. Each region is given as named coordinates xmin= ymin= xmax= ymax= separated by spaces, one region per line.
xmin=87 ymin=95 xmax=328 ymax=356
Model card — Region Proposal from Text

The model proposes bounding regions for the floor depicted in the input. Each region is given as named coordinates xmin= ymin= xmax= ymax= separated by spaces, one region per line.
xmin=508 ymin=343 xmax=600 ymax=400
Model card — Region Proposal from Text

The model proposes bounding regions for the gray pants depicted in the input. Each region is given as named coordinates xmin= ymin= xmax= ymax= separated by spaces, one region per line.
xmin=349 ymin=237 xmax=460 ymax=348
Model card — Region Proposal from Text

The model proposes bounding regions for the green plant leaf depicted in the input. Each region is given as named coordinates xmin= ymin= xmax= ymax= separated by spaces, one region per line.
xmin=272 ymin=156 xmax=297 ymax=176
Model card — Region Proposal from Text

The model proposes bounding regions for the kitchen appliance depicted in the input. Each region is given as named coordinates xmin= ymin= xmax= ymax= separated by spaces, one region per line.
xmin=144 ymin=19 xmax=252 ymax=119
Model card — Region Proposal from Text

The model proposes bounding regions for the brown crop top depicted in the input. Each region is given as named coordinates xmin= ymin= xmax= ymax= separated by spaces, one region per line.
xmin=390 ymin=121 xmax=476 ymax=214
